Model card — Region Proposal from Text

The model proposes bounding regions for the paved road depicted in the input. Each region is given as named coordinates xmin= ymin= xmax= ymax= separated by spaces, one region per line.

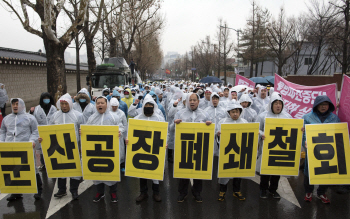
xmin=0 ymin=158 xmax=349 ymax=219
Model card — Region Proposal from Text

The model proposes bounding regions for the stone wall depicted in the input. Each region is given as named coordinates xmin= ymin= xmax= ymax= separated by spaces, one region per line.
xmin=0 ymin=64 xmax=88 ymax=114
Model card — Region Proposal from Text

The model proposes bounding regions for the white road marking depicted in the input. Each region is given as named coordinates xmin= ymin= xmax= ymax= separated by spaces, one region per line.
xmin=0 ymin=193 xmax=8 ymax=201
xmin=45 ymin=180 xmax=93 ymax=219
xmin=251 ymin=175 xmax=301 ymax=208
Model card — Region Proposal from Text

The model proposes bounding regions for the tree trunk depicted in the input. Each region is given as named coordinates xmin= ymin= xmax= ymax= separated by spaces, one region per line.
xmin=85 ymin=35 xmax=96 ymax=90
xmin=342 ymin=0 xmax=349 ymax=74
xmin=260 ymin=61 xmax=264 ymax=76
xmin=109 ymin=37 xmax=117 ymax=57
xmin=250 ymin=59 xmax=254 ymax=78
xmin=75 ymin=36 xmax=81 ymax=93
xmin=255 ymin=62 xmax=258 ymax=77
xmin=44 ymin=37 xmax=67 ymax=100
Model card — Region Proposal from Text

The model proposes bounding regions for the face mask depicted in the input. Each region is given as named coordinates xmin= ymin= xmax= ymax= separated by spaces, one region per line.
xmin=146 ymin=91 xmax=150 ymax=94
xmin=125 ymin=95 xmax=129 ymax=98
xmin=43 ymin=99 xmax=50 ymax=104
xmin=79 ymin=99 xmax=87 ymax=103
xmin=144 ymin=107 xmax=154 ymax=115
xmin=132 ymin=93 xmax=136 ymax=96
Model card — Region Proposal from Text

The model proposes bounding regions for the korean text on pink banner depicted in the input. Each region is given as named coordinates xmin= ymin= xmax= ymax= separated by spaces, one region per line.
xmin=274 ymin=74 xmax=337 ymax=119
xmin=235 ymin=74 xmax=256 ymax=89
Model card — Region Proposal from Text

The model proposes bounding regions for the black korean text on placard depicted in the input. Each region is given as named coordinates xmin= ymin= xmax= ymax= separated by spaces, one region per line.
xmin=179 ymin=132 xmax=209 ymax=171
xmin=132 ymin=130 xmax=163 ymax=171
xmin=47 ymin=134 xmax=76 ymax=170
xmin=268 ymin=127 xmax=298 ymax=167
xmin=0 ymin=151 xmax=31 ymax=186
xmin=224 ymin=133 xmax=254 ymax=170
xmin=86 ymin=135 xmax=115 ymax=173
xmin=312 ymin=133 xmax=347 ymax=175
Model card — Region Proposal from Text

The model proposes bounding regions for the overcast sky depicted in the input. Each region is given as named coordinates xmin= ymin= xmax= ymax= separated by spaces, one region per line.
xmin=0 ymin=0 xmax=314 ymax=59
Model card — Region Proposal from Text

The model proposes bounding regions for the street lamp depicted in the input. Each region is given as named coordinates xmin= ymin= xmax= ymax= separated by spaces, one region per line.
xmin=220 ymin=25 xmax=242 ymax=72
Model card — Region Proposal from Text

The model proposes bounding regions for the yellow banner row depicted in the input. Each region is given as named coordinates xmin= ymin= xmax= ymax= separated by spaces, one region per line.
xmin=2 ymin=119 xmax=349 ymax=193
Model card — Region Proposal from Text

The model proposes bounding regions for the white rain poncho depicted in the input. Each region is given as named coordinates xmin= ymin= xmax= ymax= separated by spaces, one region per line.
xmin=251 ymin=86 xmax=270 ymax=114
xmin=0 ymin=98 xmax=39 ymax=143
xmin=0 ymin=83 xmax=8 ymax=108
xmin=216 ymin=102 xmax=248 ymax=183
xmin=73 ymin=88 xmax=97 ymax=121
xmin=86 ymin=96 xmax=124 ymax=186
xmin=170 ymin=93 xmax=211 ymax=135
xmin=133 ymin=94 xmax=165 ymax=185
xmin=199 ymin=88 xmax=212 ymax=110
xmin=110 ymin=98 xmax=128 ymax=139
xmin=155 ymin=88 xmax=166 ymax=114
xmin=134 ymin=94 xmax=165 ymax=122
xmin=204 ymin=93 xmax=228 ymax=156
xmin=167 ymin=93 xmax=187 ymax=150
xmin=255 ymin=92 xmax=292 ymax=171
xmin=239 ymin=94 xmax=257 ymax=122
xmin=0 ymin=98 xmax=40 ymax=173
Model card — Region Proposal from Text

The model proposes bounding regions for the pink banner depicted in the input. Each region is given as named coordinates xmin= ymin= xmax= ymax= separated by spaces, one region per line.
xmin=235 ymin=74 xmax=256 ymax=89
xmin=274 ymin=74 xmax=337 ymax=119
xmin=338 ymin=74 xmax=350 ymax=133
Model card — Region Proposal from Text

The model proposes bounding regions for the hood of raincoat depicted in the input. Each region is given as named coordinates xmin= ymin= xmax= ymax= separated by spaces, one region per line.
xmin=173 ymin=88 xmax=183 ymax=100
xmin=39 ymin=92 xmax=55 ymax=109
xmin=102 ymin=88 xmax=110 ymax=96
xmin=312 ymin=95 xmax=335 ymax=113
xmin=239 ymin=93 xmax=253 ymax=107
xmin=257 ymin=86 xmax=268 ymax=99
xmin=228 ymin=88 xmax=238 ymax=101
xmin=57 ymin=93 xmax=73 ymax=112
xmin=266 ymin=92 xmax=285 ymax=115
xmin=209 ymin=92 xmax=220 ymax=107
xmin=75 ymin=88 xmax=91 ymax=103
xmin=186 ymin=92 xmax=200 ymax=111
xmin=95 ymin=96 xmax=111 ymax=112
xmin=112 ymin=90 xmax=121 ymax=98
xmin=226 ymin=101 xmax=243 ymax=118
xmin=124 ymin=88 xmax=132 ymax=99
xmin=154 ymin=88 xmax=162 ymax=96
xmin=110 ymin=97 xmax=119 ymax=107
xmin=10 ymin=98 xmax=26 ymax=114
xmin=141 ymin=94 xmax=158 ymax=116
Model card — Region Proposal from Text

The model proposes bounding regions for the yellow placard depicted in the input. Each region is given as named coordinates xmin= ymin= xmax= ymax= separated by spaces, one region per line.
xmin=306 ymin=123 xmax=350 ymax=185
xmin=81 ymin=125 xmax=120 ymax=181
xmin=218 ymin=123 xmax=260 ymax=178
xmin=0 ymin=142 xmax=37 ymax=194
xmin=125 ymin=119 xmax=168 ymax=181
xmin=174 ymin=122 xmax=215 ymax=180
xmin=38 ymin=124 xmax=82 ymax=178
xmin=260 ymin=118 xmax=304 ymax=176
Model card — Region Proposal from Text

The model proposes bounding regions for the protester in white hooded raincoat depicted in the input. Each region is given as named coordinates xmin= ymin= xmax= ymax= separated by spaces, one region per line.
xmin=255 ymin=92 xmax=292 ymax=199
xmin=84 ymin=96 xmax=125 ymax=203
xmin=216 ymin=102 xmax=248 ymax=201
xmin=239 ymin=93 xmax=257 ymax=122
xmin=199 ymin=87 xmax=212 ymax=110
xmin=45 ymin=93 xmax=85 ymax=200
xmin=166 ymin=93 xmax=187 ymax=162
xmin=172 ymin=93 xmax=212 ymax=203
xmin=133 ymin=94 xmax=165 ymax=202
xmin=0 ymin=98 xmax=43 ymax=201
xmin=251 ymin=86 xmax=270 ymax=114
xmin=204 ymin=92 xmax=227 ymax=156
xmin=0 ymin=83 xmax=8 ymax=116
xmin=73 ymin=88 xmax=97 ymax=122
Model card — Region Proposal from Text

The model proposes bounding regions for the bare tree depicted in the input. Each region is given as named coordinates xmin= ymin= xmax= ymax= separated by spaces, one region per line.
xmin=195 ymin=36 xmax=216 ymax=78
xmin=266 ymin=8 xmax=297 ymax=76
xmin=220 ymin=21 xmax=235 ymax=84
xmin=1 ymin=0 xmax=88 ymax=97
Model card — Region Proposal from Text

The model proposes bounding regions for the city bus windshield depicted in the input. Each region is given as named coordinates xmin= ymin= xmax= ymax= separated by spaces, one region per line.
xmin=91 ymin=74 xmax=125 ymax=88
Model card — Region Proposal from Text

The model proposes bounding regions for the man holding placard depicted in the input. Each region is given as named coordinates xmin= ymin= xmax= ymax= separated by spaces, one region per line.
xmin=172 ymin=93 xmax=213 ymax=203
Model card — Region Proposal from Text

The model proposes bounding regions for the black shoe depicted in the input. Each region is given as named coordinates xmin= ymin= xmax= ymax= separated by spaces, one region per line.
xmin=269 ymin=191 xmax=281 ymax=199
xmin=34 ymin=193 xmax=41 ymax=200
xmin=111 ymin=193 xmax=118 ymax=203
xmin=7 ymin=194 xmax=23 ymax=201
xmin=337 ymin=185 xmax=350 ymax=194
xmin=54 ymin=190 xmax=67 ymax=198
xmin=177 ymin=194 xmax=187 ymax=203
xmin=135 ymin=193 xmax=148 ymax=202
xmin=153 ymin=193 xmax=162 ymax=202
xmin=233 ymin=192 xmax=246 ymax=201
xmin=194 ymin=194 xmax=202 ymax=203
xmin=218 ymin=192 xmax=226 ymax=201
xmin=72 ymin=191 xmax=79 ymax=200
xmin=260 ymin=190 xmax=268 ymax=199
xmin=93 ymin=193 xmax=105 ymax=202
